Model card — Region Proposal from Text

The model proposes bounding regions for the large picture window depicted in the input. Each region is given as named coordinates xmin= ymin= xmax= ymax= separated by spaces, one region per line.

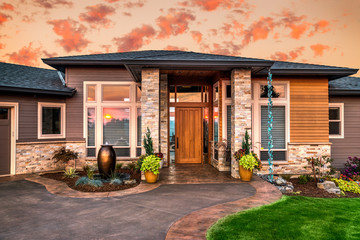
xmin=84 ymin=82 xmax=140 ymax=158
xmin=38 ymin=102 xmax=66 ymax=139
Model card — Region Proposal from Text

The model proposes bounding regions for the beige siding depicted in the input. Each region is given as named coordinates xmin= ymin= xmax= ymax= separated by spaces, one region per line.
xmin=330 ymin=96 xmax=360 ymax=168
xmin=290 ymin=79 xmax=329 ymax=143
xmin=65 ymin=67 xmax=133 ymax=141
xmin=0 ymin=92 xmax=66 ymax=142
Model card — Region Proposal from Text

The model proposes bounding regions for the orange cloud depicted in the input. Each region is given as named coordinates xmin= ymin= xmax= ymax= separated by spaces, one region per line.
xmin=113 ymin=24 xmax=156 ymax=51
xmin=191 ymin=31 xmax=202 ymax=43
xmin=0 ymin=12 xmax=11 ymax=25
xmin=156 ymin=8 xmax=196 ymax=39
xmin=310 ymin=44 xmax=330 ymax=57
xmin=124 ymin=0 xmax=145 ymax=8
xmin=242 ymin=17 xmax=275 ymax=46
xmin=42 ymin=50 xmax=57 ymax=58
xmin=0 ymin=43 xmax=5 ymax=49
xmin=79 ymin=4 xmax=115 ymax=28
xmin=33 ymin=0 xmax=73 ymax=9
xmin=270 ymin=46 xmax=305 ymax=61
xmin=6 ymin=43 xmax=41 ymax=66
xmin=164 ymin=45 xmax=187 ymax=51
xmin=308 ymin=20 xmax=330 ymax=37
xmin=179 ymin=0 xmax=247 ymax=11
xmin=221 ymin=19 xmax=244 ymax=39
xmin=278 ymin=10 xmax=310 ymax=39
xmin=0 ymin=3 xmax=15 ymax=11
xmin=201 ymin=41 xmax=241 ymax=56
xmin=47 ymin=18 xmax=90 ymax=52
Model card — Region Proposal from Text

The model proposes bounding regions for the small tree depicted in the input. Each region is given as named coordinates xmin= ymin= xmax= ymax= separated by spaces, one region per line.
xmin=241 ymin=130 xmax=251 ymax=155
xmin=306 ymin=155 xmax=334 ymax=183
xmin=143 ymin=127 xmax=154 ymax=156
xmin=52 ymin=147 xmax=79 ymax=169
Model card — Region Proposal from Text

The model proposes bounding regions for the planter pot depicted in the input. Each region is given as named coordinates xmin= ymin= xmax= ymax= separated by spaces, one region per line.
xmin=144 ymin=171 xmax=158 ymax=183
xmin=239 ymin=165 xmax=253 ymax=181
xmin=97 ymin=145 xmax=116 ymax=178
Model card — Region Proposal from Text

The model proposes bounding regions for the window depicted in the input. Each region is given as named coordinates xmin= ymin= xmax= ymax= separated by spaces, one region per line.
xmin=169 ymin=85 xmax=208 ymax=103
xmin=214 ymin=107 xmax=219 ymax=143
xmin=38 ymin=103 xmax=65 ymax=139
xmin=84 ymin=82 xmax=140 ymax=158
xmin=329 ymin=103 xmax=344 ymax=138
xmin=252 ymin=81 xmax=289 ymax=162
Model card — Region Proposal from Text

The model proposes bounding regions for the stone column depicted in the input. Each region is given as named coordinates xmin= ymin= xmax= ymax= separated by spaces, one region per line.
xmin=141 ymin=68 xmax=160 ymax=154
xmin=231 ymin=69 xmax=252 ymax=178
xmin=160 ymin=74 xmax=168 ymax=166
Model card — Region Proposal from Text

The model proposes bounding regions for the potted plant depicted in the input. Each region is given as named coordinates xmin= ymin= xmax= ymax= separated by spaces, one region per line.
xmin=155 ymin=152 xmax=164 ymax=168
xmin=140 ymin=154 xmax=161 ymax=183
xmin=238 ymin=153 xmax=260 ymax=181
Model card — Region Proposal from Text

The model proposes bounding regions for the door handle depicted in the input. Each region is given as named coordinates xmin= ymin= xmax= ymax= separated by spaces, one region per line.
xmin=177 ymin=137 xmax=179 ymax=149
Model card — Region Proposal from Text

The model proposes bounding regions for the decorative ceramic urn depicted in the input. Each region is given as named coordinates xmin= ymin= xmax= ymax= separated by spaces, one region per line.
xmin=97 ymin=145 xmax=116 ymax=178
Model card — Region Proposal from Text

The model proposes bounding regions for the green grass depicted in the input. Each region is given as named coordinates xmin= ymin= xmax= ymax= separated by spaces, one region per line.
xmin=207 ymin=196 xmax=360 ymax=240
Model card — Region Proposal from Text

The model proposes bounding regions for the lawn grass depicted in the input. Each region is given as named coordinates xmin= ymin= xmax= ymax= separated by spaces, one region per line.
xmin=207 ymin=196 xmax=360 ymax=240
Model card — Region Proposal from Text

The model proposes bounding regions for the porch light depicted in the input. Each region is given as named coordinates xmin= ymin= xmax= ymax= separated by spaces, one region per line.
xmin=104 ymin=114 xmax=112 ymax=119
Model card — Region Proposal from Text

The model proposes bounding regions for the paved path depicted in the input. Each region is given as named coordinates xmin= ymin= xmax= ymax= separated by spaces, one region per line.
xmin=0 ymin=180 xmax=256 ymax=240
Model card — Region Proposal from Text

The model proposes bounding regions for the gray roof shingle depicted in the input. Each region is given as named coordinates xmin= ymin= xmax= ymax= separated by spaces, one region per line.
xmin=329 ymin=76 xmax=360 ymax=90
xmin=0 ymin=62 xmax=75 ymax=96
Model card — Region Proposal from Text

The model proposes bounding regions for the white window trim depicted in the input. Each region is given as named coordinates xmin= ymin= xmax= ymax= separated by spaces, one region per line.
xmin=38 ymin=102 xmax=66 ymax=139
xmin=252 ymin=81 xmax=290 ymax=162
xmin=222 ymin=80 xmax=231 ymax=140
xmin=329 ymin=103 xmax=344 ymax=139
xmin=83 ymin=81 xmax=140 ymax=159
xmin=0 ymin=102 xmax=18 ymax=175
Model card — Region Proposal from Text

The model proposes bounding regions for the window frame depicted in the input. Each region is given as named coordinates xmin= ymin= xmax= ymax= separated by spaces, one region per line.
xmin=38 ymin=102 xmax=66 ymax=139
xmin=83 ymin=81 xmax=140 ymax=159
xmin=252 ymin=81 xmax=290 ymax=162
xmin=329 ymin=103 xmax=344 ymax=139
xmin=222 ymin=80 xmax=232 ymax=140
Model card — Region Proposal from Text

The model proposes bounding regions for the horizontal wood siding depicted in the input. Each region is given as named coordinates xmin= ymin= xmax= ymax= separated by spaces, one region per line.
xmin=290 ymin=79 xmax=329 ymax=143
xmin=330 ymin=97 xmax=360 ymax=168
xmin=0 ymin=92 xmax=65 ymax=142
xmin=66 ymin=67 xmax=133 ymax=141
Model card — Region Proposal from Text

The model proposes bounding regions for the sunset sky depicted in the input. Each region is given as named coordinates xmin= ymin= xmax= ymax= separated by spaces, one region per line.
xmin=0 ymin=0 xmax=359 ymax=76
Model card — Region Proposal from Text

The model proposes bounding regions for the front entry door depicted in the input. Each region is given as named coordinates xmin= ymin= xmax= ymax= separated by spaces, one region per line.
xmin=175 ymin=108 xmax=202 ymax=163
xmin=0 ymin=108 xmax=11 ymax=175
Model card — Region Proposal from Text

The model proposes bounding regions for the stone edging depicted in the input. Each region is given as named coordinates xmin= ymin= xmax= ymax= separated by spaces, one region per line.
xmin=165 ymin=176 xmax=282 ymax=240
xmin=25 ymin=175 xmax=160 ymax=198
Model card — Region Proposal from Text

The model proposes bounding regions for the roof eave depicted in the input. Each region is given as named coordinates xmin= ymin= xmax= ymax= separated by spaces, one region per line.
xmin=0 ymin=86 xmax=76 ymax=97
xmin=329 ymin=89 xmax=360 ymax=96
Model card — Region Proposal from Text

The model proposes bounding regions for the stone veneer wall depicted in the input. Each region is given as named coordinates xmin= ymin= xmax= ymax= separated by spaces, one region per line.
xmin=141 ymin=68 xmax=160 ymax=154
xmin=210 ymin=141 xmax=230 ymax=171
xmin=257 ymin=143 xmax=331 ymax=175
xmin=231 ymin=69 xmax=252 ymax=178
xmin=160 ymin=74 xmax=168 ymax=167
xmin=16 ymin=141 xmax=86 ymax=174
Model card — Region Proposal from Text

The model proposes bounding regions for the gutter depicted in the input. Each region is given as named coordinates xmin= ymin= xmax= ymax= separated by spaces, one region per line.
xmin=0 ymin=86 xmax=76 ymax=97
xmin=329 ymin=89 xmax=360 ymax=96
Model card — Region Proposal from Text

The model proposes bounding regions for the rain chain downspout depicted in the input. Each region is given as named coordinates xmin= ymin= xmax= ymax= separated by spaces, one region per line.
xmin=267 ymin=68 xmax=274 ymax=182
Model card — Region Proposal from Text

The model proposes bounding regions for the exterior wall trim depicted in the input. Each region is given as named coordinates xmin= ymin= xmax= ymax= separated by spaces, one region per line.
xmin=37 ymin=102 xmax=66 ymax=139
xmin=329 ymin=102 xmax=344 ymax=139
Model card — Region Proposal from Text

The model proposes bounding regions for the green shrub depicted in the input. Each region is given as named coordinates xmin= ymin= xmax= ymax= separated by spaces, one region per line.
xmin=332 ymin=178 xmax=360 ymax=194
xmin=63 ymin=168 xmax=78 ymax=178
xmin=83 ymin=164 xmax=90 ymax=173
xmin=128 ymin=163 xmax=136 ymax=172
xmin=143 ymin=127 xmax=154 ymax=155
xmin=88 ymin=179 xmax=103 ymax=187
xmin=140 ymin=155 xmax=161 ymax=175
xmin=239 ymin=153 xmax=258 ymax=171
xmin=135 ymin=155 xmax=146 ymax=171
xmin=281 ymin=175 xmax=291 ymax=181
xmin=298 ymin=175 xmax=310 ymax=184
xmin=115 ymin=163 xmax=123 ymax=170
xmin=75 ymin=177 xmax=89 ymax=186
xmin=110 ymin=178 xmax=123 ymax=185
xmin=87 ymin=169 xmax=94 ymax=180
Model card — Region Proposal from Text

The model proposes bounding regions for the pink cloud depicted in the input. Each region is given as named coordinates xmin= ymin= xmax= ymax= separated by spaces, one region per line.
xmin=0 ymin=12 xmax=11 ymax=25
xmin=242 ymin=17 xmax=275 ymax=46
xmin=270 ymin=46 xmax=305 ymax=61
xmin=191 ymin=31 xmax=202 ymax=43
xmin=179 ymin=0 xmax=247 ymax=12
xmin=156 ymin=8 xmax=196 ymax=39
xmin=0 ymin=43 xmax=5 ymax=49
xmin=123 ymin=12 xmax=131 ymax=17
xmin=42 ymin=50 xmax=57 ymax=58
xmin=79 ymin=4 xmax=115 ymax=28
xmin=6 ymin=42 xmax=41 ymax=66
xmin=47 ymin=18 xmax=90 ymax=52
xmin=124 ymin=0 xmax=145 ymax=8
xmin=164 ymin=45 xmax=187 ymax=51
xmin=308 ymin=20 xmax=330 ymax=37
xmin=310 ymin=44 xmax=330 ymax=57
xmin=0 ymin=3 xmax=15 ymax=11
xmin=278 ymin=10 xmax=310 ymax=39
xmin=113 ymin=24 xmax=156 ymax=51
xmin=221 ymin=20 xmax=244 ymax=39
xmin=33 ymin=0 xmax=73 ymax=9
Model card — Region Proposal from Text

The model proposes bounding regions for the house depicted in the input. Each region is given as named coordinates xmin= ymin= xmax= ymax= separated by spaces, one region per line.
xmin=0 ymin=50 xmax=358 ymax=178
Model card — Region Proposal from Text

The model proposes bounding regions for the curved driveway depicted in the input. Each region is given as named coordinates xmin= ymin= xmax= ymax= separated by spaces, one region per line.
xmin=0 ymin=180 xmax=255 ymax=240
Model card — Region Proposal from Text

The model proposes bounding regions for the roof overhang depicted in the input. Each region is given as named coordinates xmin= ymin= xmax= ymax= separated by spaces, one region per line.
xmin=0 ymin=86 xmax=76 ymax=97
xmin=329 ymin=89 xmax=360 ymax=96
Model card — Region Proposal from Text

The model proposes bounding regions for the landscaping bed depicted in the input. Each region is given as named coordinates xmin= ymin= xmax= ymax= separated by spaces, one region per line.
xmin=42 ymin=169 xmax=141 ymax=192
xmin=284 ymin=178 xmax=360 ymax=198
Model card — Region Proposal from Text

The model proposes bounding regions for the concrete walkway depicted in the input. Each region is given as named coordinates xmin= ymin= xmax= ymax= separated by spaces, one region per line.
xmin=0 ymin=179 xmax=257 ymax=240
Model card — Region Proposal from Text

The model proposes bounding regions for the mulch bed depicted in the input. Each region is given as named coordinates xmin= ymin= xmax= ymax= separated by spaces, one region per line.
xmin=284 ymin=179 xmax=360 ymax=198
xmin=41 ymin=169 xmax=141 ymax=192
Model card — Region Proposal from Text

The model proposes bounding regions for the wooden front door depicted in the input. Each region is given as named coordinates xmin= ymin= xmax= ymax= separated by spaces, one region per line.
xmin=0 ymin=108 xmax=11 ymax=175
xmin=175 ymin=108 xmax=202 ymax=163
